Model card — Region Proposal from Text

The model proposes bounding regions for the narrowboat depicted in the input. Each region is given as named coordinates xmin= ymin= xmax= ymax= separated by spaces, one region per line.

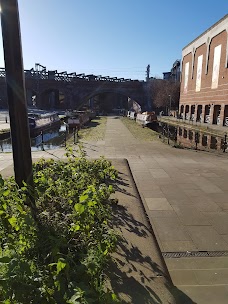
xmin=127 ymin=111 xmax=136 ymax=119
xmin=28 ymin=111 xmax=60 ymax=135
xmin=136 ymin=111 xmax=157 ymax=127
xmin=66 ymin=110 xmax=90 ymax=129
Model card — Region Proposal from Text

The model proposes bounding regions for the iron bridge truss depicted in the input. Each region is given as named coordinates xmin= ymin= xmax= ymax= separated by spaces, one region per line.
xmin=0 ymin=63 xmax=141 ymax=83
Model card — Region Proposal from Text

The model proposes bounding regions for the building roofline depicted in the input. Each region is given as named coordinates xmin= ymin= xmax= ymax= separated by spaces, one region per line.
xmin=182 ymin=14 xmax=228 ymax=51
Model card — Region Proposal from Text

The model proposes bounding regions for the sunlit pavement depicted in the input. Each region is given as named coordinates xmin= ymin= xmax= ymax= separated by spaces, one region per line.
xmin=1 ymin=116 xmax=228 ymax=303
xmin=0 ymin=148 xmax=66 ymax=178
xmin=82 ymin=116 xmax=228 ymax=304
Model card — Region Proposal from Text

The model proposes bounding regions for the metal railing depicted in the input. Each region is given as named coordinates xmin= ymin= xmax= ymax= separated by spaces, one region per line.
xmin=0 ymin=129 xmax=72 ymax=153
xmin=159 ymin=122 xmax=228 ymax=154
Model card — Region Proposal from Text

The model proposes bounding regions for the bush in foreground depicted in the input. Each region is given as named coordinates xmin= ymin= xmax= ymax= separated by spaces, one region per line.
xmin=0 ymin=146 xmax=119 ymax=303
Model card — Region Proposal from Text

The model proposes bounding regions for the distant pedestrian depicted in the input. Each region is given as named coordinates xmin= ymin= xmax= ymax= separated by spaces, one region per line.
xmin=5 ymin=116 xmax=7 ymax=123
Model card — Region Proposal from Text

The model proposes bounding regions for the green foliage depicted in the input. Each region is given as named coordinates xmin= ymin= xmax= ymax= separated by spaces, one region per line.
xmin=0 ymin=146 xmax=119 ymax=303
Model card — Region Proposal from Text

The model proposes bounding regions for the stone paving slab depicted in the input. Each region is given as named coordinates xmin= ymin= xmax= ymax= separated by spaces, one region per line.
xmin=151 ymin=217 xmax=192 ymax=242
xmin=179 ymin=285 xmax=228 ymax=304
xmin=186 ymin=226 xmax=228 ymax=251
xmin=166 ymin=257 xmax=228 ymax=304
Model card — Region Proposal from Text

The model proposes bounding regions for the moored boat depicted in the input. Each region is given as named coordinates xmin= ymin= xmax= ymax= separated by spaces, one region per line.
xmin=127 ymin=111 xmax=136 ymax=119
xmin=136 ymin=111 xmax=157 ymax=127
xmin=28 ymin=111 xmax=60 ymax=135
xmin=66 ymin=110 xmax=90 ymax=129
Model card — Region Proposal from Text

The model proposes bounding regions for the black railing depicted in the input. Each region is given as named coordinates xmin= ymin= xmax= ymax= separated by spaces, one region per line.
xmin=0 ymin=128 xmax=72 ymax=152
xmin=159 ymin=122 xmax=228 ymax=153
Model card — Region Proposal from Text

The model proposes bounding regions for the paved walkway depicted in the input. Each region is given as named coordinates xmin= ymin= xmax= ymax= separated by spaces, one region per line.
xmin=1 ymin=116 xmax=228 ymax=303
xmin=82 ymin=117 xmax=228 ymax=304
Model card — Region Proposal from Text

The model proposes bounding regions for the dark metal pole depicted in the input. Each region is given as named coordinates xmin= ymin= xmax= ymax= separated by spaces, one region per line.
xmin=0 ymin=0 xmax=33 ymax=188
xmin=223 ymin=133 xmax=227 ymax=153
xmin=174 ymin=127 xmax=177 ymax=144
xmin=195 ymin=132 xmax=199 ymax=151
xmin=167 ymin=125 xmax=170 ymax=145
xmin=41 ymin=131 xmax=44 ymax=151
xmin=65 ymin=131 xmax=67 ymax=147
xmin=73 ymin=127 xmax=76 ymax=144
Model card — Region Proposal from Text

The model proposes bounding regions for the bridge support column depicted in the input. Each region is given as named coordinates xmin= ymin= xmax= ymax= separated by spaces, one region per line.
xmin=26 ymin=89 xmax=33 ymax=106
xmin=89 ymin=97 xmax=94 ymax=109
xmin=67 ymin=92 xmax=73 ymax=109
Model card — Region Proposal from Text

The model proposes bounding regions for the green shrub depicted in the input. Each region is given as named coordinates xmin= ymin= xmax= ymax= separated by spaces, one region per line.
xmin=0 ymin=146 xmax=119 ymax=303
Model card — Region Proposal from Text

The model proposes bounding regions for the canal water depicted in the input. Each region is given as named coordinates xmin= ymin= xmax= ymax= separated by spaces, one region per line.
xmin=154 ymin=122 xmax=228 ymax=153
xmin=0 ymin=124 xmax=68 ymax=152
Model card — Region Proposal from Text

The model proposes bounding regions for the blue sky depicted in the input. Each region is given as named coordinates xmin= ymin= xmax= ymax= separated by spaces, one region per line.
xmin=0 ymin=0 xmax=228 ymax=80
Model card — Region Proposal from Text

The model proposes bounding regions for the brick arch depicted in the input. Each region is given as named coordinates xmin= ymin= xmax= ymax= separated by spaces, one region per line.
xmin=11 ymin=76 xmax=147 ymax=110
xmin=74 ymin=88 xmax=144 ymax=110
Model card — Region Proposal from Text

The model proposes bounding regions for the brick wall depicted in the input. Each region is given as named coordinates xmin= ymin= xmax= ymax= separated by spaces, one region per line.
xmin=180 ymin=17 xmax=228 ymax=108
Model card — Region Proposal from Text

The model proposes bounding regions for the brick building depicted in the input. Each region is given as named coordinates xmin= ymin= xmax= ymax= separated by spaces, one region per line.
xmin=163 ymin=59 xmax=181 ymax=82
xmin=179 ymin=14 xmax=228 ymax=126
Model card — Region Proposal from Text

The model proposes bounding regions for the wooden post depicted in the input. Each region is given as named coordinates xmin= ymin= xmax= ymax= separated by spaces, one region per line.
xmin=0 ymin=0 xmax=33 ymax=188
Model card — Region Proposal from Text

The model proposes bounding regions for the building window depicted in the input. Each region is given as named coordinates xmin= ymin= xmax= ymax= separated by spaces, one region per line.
xmin=196 ymin=55 xmax=203 ymax=92
xmin=211 ymin=44 xmax=221 ymax=89
xmin=184 ymin=62 xmax=189 ymax=93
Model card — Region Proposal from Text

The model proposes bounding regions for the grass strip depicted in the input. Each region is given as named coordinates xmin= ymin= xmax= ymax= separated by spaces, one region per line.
xmin=121 ymin=117 xmax=158 ymax=141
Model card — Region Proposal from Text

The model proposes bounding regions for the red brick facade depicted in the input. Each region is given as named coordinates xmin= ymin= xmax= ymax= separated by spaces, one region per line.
xmin=179 ymin=15 xmax=228 ymax=126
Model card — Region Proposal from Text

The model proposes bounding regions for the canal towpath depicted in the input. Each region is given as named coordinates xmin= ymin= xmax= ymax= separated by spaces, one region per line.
xmin=1 ymin=116 xmax=228 ymax=303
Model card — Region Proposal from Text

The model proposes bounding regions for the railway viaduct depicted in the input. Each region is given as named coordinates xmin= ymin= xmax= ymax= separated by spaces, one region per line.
xmin=0 ymin=64 xmax=148 ymax=110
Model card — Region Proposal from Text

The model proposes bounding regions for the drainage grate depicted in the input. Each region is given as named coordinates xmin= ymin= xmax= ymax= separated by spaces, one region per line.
xmin=162 ymin=251 xmax=228 ymax=258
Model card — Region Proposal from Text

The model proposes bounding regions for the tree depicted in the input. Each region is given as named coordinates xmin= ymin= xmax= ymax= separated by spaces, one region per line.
xmin=149 ymin=78 xmax=180 ymax=113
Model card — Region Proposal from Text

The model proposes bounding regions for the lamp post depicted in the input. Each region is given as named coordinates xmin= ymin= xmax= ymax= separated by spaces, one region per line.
xmin=0 ymin=0 xmax=33 ymax=190
xmin=168 ymin=94 xmax=171 ymax=116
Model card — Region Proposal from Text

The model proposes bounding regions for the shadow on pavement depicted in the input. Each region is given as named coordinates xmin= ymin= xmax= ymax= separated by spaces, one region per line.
xmin=106 ymin=159 xmax=196 ymax=304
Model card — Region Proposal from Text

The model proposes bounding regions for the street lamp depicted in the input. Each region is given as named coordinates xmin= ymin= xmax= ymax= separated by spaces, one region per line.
xmin=168 ymin=95 xmax=171 ymax=116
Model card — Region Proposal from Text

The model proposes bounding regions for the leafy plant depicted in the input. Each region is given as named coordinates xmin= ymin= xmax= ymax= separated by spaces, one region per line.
xmin=0 ymin=146 xmax=119 ymax=303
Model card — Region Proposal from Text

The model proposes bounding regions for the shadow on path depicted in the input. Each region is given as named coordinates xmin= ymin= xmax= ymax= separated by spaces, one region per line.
xmin=106 ymin=159 xmax=195 ymax=304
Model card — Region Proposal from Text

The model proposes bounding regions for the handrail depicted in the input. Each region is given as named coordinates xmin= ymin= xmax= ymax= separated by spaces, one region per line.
xmin=0 ymin=129 xmax=68 ymax=152
xmin=159 ymin=121 xmax=227 ymax=153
